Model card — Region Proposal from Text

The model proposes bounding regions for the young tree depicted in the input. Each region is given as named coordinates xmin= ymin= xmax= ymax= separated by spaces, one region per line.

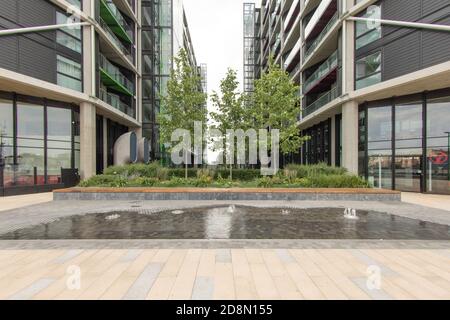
xmin=209 ymin=68 xmax=246 ymax=179
xmin=158 ymin=49 xmax=207 ymax=179
xmin=250 ymin=58 xmax=308 ymax=156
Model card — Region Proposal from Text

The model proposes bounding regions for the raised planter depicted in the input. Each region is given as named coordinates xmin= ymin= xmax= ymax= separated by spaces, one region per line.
xmin=53 ymin=187 xmax=401 ymax=201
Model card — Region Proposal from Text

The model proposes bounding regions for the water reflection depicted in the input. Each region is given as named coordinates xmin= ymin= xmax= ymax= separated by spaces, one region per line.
xmin=1 ymin=206 xmax=449 ymax=240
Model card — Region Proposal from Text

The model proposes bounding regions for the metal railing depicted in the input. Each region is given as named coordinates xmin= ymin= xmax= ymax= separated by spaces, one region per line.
xmin=99 ymin=88 xmax=135 ymax=118
xmin=303 ymin=50 xmax=338 ymax=93
xmin=304 ymin=11 xmax=339 ymax=60
xmin=99 ymin=17 xmax=133 ymax=62
xmin=303 ymin=85 xmax=340 ymax=117
xmin=99 ymin=53 xmax=134 ymax=93
xmin=103 ymin=0 xmax=133 ymax=40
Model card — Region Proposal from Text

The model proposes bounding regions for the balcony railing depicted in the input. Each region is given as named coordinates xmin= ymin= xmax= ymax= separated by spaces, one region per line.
xmin=99 ymin=54 xmax=134 ymax=95
xmin=304 ymin=11 xmax=338 ymax=60
xmin=100 ymin=0 xmax=133 ymax=44
xmin=303 ymin=85 xmax=339 ymax=117
xmin=99 ymin=17 xmax=133 ymax=62
xmin=303 ymin=50 xmax=338 ymax=93
xmin=100 ymin=88 xmax=135 ymax=118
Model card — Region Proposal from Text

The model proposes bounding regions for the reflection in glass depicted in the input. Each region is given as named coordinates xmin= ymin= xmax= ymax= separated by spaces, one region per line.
xmin=395 ymin=103 xmax=423 ymax=192
xmin=427 ymin=97 xmax=450 ymax=194
xmin=367 ymin=107 xmax=392 ymax=189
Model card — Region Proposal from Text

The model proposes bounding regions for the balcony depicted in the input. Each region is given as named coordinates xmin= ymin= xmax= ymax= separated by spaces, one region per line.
xmin=99 ymin=17 xmax=133 ymax=62
xmin=303 ymin=50 xmax=337 ymax=94
xmin=284 ymin=40 xmax=300 ymax=69
xmin=100 ymin=88 xmax=135 ymax=118
xmin=99 ymin=54 xmax=134 ymax=96
xmin=303 ymin=85 xmax=339 ymax=117
xmin=304 ymin=11 xmax=338 ymax=60
xmin=304 ymin=0 xmax=337 ymax=41
xmin=100 ymin=0 xmax=133 ymax=44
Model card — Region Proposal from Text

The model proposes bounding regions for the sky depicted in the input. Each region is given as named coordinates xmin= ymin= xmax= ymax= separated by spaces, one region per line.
xmin=183 ymin=0 xmax=260 ymax=108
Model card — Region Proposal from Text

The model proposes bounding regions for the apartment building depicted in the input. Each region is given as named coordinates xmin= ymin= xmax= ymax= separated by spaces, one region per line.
xmin=0 ymin=0 xmax=201 ymax=196
xmin=141 ymin=0 xmax=204 ymax=161
xmin=246 ymin=0 xmax=450 ymax=194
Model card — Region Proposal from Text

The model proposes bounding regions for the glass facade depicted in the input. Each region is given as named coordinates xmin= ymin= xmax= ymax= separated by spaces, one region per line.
xmin=359 ymin=90 xmax=450 ymax=194
xmin=57 ymin=55 xmax=82 ymax=92
xmin=141 ymin=0 xmax=173 ymax=160
xmin=0 ymin=92 xmax=79 ymax=189
xmin=56 ymin=11 xmax=82 ymax=53
xmin=356 ymin=51 xmax=381 ymax=90
xmin=355 ymin=2 xmax=381 ymax=50
xmin=301 ymin=119 xmax=332 ymax=165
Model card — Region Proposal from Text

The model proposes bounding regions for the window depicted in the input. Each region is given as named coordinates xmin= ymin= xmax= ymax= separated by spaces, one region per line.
xmin=142 ymin=31 xmax=152 ymax=51
xmin=47 ymin=107 xmax=72 ymax=183
xmin=356 ymin=52 xmax=381 ymax=90
xmin=0 ymin=99 xmax=14 ymax=168
xmin=17 ymin=103 xmax=45 ymax=185
xmin=56 ymin=12 xmax=82 ymax=53
xmin=355 ymin=3 xmax=381 ymax=49
xmin=57 ymin=55 xmax=82 ymax=91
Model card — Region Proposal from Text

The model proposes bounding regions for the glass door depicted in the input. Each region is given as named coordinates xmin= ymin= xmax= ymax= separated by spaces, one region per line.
xmin=395 ymin=103 xmax=423 ymax=193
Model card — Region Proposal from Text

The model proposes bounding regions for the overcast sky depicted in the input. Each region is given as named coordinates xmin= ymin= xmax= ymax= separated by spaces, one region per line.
xmin=183 ymin=0 xmax=260 ymax=107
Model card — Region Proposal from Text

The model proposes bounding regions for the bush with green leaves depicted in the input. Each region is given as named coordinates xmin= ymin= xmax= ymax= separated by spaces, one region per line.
xmin=78 ymin=163 xmax=370 ymax=189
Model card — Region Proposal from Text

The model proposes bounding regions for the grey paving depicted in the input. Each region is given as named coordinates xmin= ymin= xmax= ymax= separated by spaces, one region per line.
xmin=351 ymin=277 xmax=393 ymax=300
xmin=350 ymin=250 xmax=398 ymax=276
xmin=53 ymin=249 xmax=83 ymax=264
xmin=215 ymin=249 xmax=232 ymax=263
xmin=123 ymin=263 xmax=162 ymax=300
xmin=192 ymin=276 xmax=215 ymax=300
xmin=9 ymin=278 xmax=56 ymax=300
xmin=119 ymin=249 xmax=143 ymax=263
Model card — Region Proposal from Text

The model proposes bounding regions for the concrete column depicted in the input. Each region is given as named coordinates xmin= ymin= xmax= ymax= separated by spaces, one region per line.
xmin=342 ymin=100 xmax=359 ymax=174
xmin=80 ymin=102 xmax=96 ymax=179
xmin=331 ymin=115 xmax=336 ymax=166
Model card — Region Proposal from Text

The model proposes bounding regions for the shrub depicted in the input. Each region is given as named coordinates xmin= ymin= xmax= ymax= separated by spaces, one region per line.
xmin=128 ymin=177 xmax=158 ymax=187
xmin=216 ymin=169 xmax=261 ymax=181
xmin=104 ymin=162 xmax=161 ymax=178
xmin=79 ymin=175 xmax=127 ymax=187
xmin=285 ymin=163 xmax=347 ymax=178
xmin=197 ymin=168 xmax=216 ymax=179
xmin=257 ymin=177 xmax=274 ymax=188
xmin=156 ymin=167 xmax=169 ymax=180
xmin=308 ymin=174 xmax=369 ymax=188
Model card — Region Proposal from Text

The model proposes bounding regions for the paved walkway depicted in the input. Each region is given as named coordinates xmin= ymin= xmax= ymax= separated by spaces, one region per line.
xmin=0 ymin=248 xmax=449 ymax=300
xmin=0 ymin=192 xmax=449 ymax=300
xmin=402 ymin=192 xmax=450 ymax=212
xmin=0 ymin=193 xmax=53 ymax=212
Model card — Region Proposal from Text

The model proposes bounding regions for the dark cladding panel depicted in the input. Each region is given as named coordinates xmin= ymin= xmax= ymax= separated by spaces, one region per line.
xmin=0 ymin=36 xmax=19 ymax=71
xmin=18 ymin=0 xmax=55 ymax=27
xmin=382 ymin=0 xmax=421 ymax=22
xmin=423 ymin=0 xmax=450 ymax=17
xmin=383 ymin=32 xmax=421 ymax=81
xmin=1 ymin=0 xmax=18 ymax=21
xmin=382 ymin=0 xmax=421 ymax=36
xmin=18 ymin=37 xmax=56 ymax=83
xmin=422 ymin=16 xmax=450 ymax=68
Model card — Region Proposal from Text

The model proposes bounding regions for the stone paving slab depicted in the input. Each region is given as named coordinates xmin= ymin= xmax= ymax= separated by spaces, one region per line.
xmin=0 ymin=248 xmax=448 ymax=300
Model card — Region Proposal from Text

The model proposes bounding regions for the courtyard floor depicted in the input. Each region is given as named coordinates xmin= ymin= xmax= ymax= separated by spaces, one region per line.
xmin=0 ymin=193 xmax=449 ymax=300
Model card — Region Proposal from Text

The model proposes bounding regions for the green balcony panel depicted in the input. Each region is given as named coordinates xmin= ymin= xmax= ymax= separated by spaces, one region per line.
xmin=100 ymin=0 xmax=133 ymax=44
xmin=99 ymin=68 xmax=133 ymax=96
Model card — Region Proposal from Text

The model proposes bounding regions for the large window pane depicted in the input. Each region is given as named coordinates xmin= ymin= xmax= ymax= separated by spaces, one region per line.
xmin=355 ymin=4 xmax=381 ymax=49
xmin=16 ymin=103 xmax=45 ymax=183
xmin=356 ymin=52 xmax=381 ymax=90
xmin=142 ymin=31 xmax=152 ymax=50
xmin=57 ymin=55 xmax=82 ymax=92
xmin=56 ymin=12 xmax=82 ymax=53
xmin=367 ymin=106 xmax=392 ymax=189
xmin=395 ymin=103 xmax=423 ymax=192
xmin=426 ymin=97 xmax=450 ymax=194
xmin=0 ymin=99 xmax=14 ymax=167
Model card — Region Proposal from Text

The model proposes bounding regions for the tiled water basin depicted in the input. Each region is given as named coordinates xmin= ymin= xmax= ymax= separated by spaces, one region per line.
xmin=1 ymin=206 xmax=449 ymax=240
